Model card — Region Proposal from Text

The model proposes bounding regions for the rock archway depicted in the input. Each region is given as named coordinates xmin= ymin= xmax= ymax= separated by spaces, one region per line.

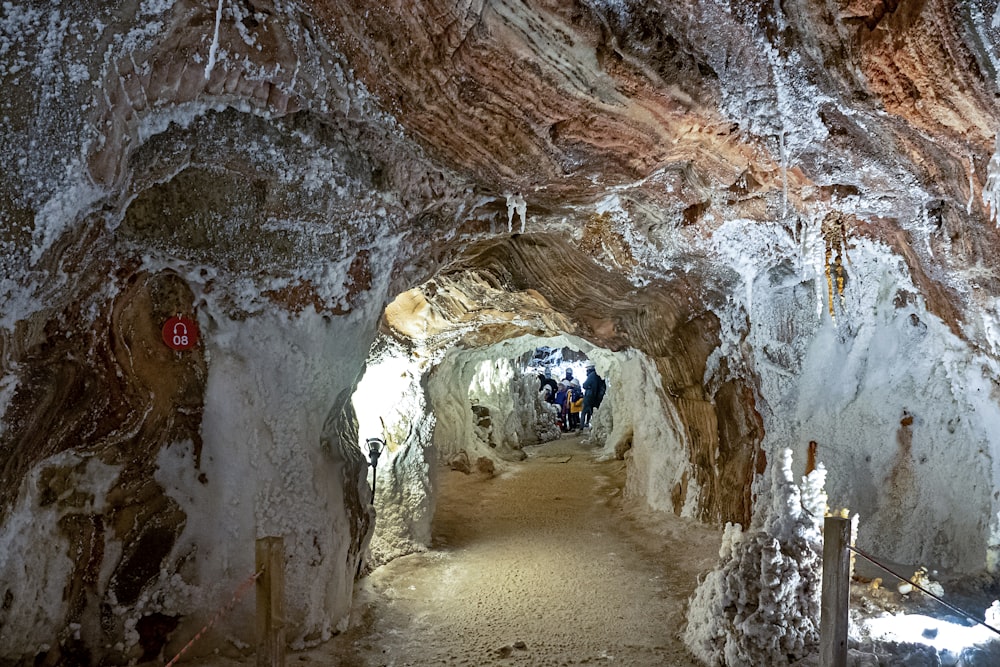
xmin=360 ymin=233 xmax=767 ymax=572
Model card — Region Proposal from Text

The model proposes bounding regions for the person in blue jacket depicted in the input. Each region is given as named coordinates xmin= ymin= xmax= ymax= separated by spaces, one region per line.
xmin=554 ymin=381 xmax=569 ymax=431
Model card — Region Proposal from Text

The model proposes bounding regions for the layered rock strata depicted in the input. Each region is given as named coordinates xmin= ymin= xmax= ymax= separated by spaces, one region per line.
xmin=3 ymin=0 xmax=1000 ymax=663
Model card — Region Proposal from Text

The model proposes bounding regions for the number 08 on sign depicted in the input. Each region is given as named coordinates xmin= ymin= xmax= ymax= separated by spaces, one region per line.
xmin=162 ymin=316 xmax=199 ymax=351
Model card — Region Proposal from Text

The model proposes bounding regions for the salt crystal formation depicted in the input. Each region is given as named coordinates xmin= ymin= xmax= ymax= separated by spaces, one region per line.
xmin=684 ymin=450 xmax=826 ymax=665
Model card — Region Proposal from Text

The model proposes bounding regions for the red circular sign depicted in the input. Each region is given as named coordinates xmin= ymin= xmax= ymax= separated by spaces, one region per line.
xmin=162 ymin=316 xmax=199 ymax=351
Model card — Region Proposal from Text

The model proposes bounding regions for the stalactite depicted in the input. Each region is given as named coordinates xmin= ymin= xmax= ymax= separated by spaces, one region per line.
xmin=821 ymin=211 xmax=852 ymax=320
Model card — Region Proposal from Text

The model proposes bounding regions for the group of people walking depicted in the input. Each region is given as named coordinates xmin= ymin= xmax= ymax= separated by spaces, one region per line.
xmin=538 ymin=363 xmax=606 ymax=432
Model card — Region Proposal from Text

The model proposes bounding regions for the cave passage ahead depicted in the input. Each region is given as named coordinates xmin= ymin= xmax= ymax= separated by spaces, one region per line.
xmin=364 ymin=234 xmax=766 ymax=532
xmin=235 ymin=434 xmax=724 ymax=667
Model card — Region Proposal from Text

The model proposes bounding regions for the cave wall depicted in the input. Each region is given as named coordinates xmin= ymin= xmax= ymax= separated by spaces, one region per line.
xmin=171 ymin=307 xmax=377 ymax=650
xmin=429 ymin=348 xmax=531 ymax=465
xmin=0 ymin=3 xmax=455 ymax=659
xmin=708 ymin=216 xmax=1000 ymax=572
xmin=0 ymin=283 xmax=385 ymax=661
xmin=781 ymin=250 xmax=998 ymax=572
xmin=0 ymin=269 xmax=211 ymax=663
xmin=616 ymin=350 xmax=693 ymax=513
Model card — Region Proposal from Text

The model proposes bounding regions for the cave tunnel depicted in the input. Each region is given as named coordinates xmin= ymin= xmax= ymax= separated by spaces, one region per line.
xmin=336 ymin=233 xmax=769 ymax=664
xmin=4 ymin=107 xmax=999 ymax=666
xmin=350 ymin=232 xmax=765 ymax=568
xmin=7 ymin=1 xmax=1000 ymax=664
xmin=4 ymin=105 xmax=999 ymax=666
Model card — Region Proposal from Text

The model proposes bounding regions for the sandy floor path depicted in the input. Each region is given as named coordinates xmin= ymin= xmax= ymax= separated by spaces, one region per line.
xmin=308 ymin=435 xmax=722 ymax=666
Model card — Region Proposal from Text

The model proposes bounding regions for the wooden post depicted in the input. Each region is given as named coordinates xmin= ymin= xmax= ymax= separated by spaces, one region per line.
xmin=256 ymin=536 xmax=285 ymax=667
xmin=820 ymin=516 xmax=850 ymax=667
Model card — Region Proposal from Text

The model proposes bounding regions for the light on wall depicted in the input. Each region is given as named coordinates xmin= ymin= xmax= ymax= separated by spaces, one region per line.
xmin=365 ymin=437 xmax=385 ymax=496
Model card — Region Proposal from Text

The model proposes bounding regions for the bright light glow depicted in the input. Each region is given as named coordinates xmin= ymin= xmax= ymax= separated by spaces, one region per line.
xmin=523 ymin=348 xmax=591 ymax=388
xmin=470 ymin=358 xmax=516 ymax=398
xmin=862 ymin=613 xmax=1000 ymax=662
xmin=352 ymin=350 xmax=424 ymax=461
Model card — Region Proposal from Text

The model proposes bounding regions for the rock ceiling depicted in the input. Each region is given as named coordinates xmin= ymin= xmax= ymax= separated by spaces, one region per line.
xmin=3 ymin=0 xmax=1000 ymax=663
xmin=4 ymin=0 xmax=998 ymax=327
xmin=3 ymin=0 xmax=999 ymax=311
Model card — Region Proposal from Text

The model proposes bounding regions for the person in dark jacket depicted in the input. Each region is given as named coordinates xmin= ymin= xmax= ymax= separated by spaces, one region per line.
xmin=582 ymin=363 xmax=605 ymax=427
xmin=554 ymin=382 xmax=569 ymax=431
xmin=538 ymin=368 xmax=558 ymax=403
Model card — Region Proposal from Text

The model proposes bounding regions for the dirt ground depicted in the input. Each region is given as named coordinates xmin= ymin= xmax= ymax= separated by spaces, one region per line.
xmin=190 ymin=435 xmax=723 ymax=666
xmin=316 ymin=435 xmax=721 ymax=666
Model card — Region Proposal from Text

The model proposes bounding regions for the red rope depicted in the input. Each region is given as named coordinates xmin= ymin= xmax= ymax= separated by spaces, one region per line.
xmin=163 ymin=567 xmax=265 ymax=666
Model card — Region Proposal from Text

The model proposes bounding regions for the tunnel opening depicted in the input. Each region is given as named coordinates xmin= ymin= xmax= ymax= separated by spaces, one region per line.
xmin=347 ymin=230 xmax=748 ymax=573
xmin=350 ymin=324 xmax=636 ymax=569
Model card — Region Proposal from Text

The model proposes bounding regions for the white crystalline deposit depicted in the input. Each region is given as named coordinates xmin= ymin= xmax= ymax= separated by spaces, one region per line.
xmin=204 ymin=0 xmax=225 ymax=79
xmin=469 ymin=353 xmax=564 ymax=452
xmin=614 ymin=349 xmax=699 ymax=515
xmin=429 ymin=350 xmax=535 ymax=463
xmin=684 ymin=450 xmax=825 ymax=666
xmin=983 ymin=135 xmax=1000 ymax=225
xmin=428 ymin=350 xmax=493 ymax=463
xmin=532 ymin=382 xmax=564 ymax=443
xmin=787 ymin=296 xmax=996 ymax=571
xmin=0 ymin=364 xmax=18 ymax=438
xmin=153 ymin=307 xmax=377 ymax=651
xmin=30 ymin=176 xmax=105 ymax=266
xmin=709 ymin=216 xmax=1000 ymax=572
xmin=505 ymin=192 xmax=527 ymax=233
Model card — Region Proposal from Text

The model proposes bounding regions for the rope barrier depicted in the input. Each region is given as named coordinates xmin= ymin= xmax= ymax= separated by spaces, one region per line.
xmin=163 ymin=566 xmax=265 ymax=667
xmin=847 ymin=545 xmax=1000 ymax=638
